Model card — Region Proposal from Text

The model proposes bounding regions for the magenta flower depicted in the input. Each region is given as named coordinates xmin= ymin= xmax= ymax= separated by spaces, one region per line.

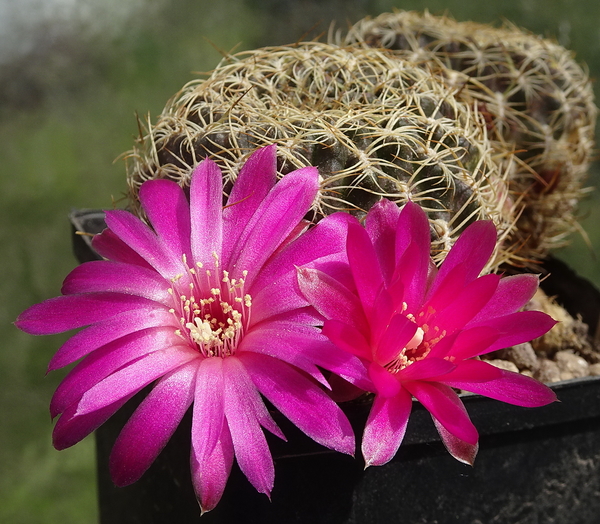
xmin=15 ymin=146 xmax=365 ymax=513
xmin=298 ymin=199 xmax=557 ymax=467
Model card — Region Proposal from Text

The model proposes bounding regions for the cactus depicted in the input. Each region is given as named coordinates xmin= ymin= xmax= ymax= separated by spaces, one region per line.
xmin=126 ymin=42 xmax=516 ymax=270
xmin=341 ymin=10 xmax=597 ymax=259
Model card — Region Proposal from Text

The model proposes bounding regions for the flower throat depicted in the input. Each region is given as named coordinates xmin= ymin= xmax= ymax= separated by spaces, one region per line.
xmin=169 ymin=254 xmax=252 ymax=358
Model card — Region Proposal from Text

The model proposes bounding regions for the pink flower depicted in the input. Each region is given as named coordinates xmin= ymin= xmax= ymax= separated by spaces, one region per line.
xmin=298 ymin=199 xmax=557 ymax=467
xmin=15 ymin=146 xmax=365 ymax=513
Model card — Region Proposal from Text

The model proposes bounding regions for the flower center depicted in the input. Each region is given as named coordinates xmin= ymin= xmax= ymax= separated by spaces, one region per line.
xmin=169 ymin=254 xmax=252 ymax=358
xmin=384 ymin=306 xmax=447 ymax=373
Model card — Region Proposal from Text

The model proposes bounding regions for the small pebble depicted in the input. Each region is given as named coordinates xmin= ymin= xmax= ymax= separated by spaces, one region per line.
xmin=555 ymin=350 xmax=589 ymax=379
xmin=589 ymin=363 xmax=600 ymax=376
xmin=495 ymin=343 xmax=538 ymax=371
xmin=534 ymin=359 xmax=561 ymax=383
xmin=485 ymin=359 xmax=519 ymax=373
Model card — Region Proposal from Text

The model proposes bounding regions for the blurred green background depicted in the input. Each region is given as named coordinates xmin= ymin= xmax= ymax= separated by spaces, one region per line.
xmin=1 ymin=0 xmax=598 ymax=522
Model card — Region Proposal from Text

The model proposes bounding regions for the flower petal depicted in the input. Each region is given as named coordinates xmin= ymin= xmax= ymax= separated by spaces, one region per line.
xmin=346 ymin=220 xmax=384 ymax=317
xmin=238 ymin=321 xmax=329 ymax=385
xmin=364 ymin=199 xmax=401 ymax=283
xmin=393 ymin=201 xmax=431 ymax=306
xmin=191 ymin=421 xmax=234 ymax=514
xmin=61 ymin=261 xmax=171 ymax=304
xmin=469 ymin=274 xmax=541 ymax=323
xmin=368 ymin=362 xmax=402 ymax=398
xmin=228 ymin=166 xmax=319 ymax=286
xmin=50 ymin=327 xmax=180 ymax=417
xmin=468 ymin=311 xmax=557 ymax=354
xmin=362 ymin=389 xmax=413 ymax=467
xmin=374 ymin=314 xmax=418 ymax=365
xmin=442 ymin=326 xmax=500 ymax=361
xmin=443 ymin=362 xmax=557 ymax=407
xmin=48 ymin=308 xmax=177 ymax=371
xmin=432 ymin=413 xmax=478 ymax=465
xmin=397 ymin=357 xmax=456 ymax=381
xmin=241 ymin=352 xmax=355 ymax=455
xmin=222 ymin=145 xmax=277 ymax=266
xmin=189 ymin=158 xmax=224 ymax=265
xmin=222 ymin=357 xmax=275 ymax=497
xmin=322 ymin=319 xmax=371 ymax=360
xmin=53 ymin=394 xmax=133 ymax=450
xmin=15 ymin=293 xmax=164 ymax=335
xmin=428 ymin=274 xmax=500 ymax=335
xmin=297 ymin=267 xmax=367 ymax=330
xmin=74 ymin=346 xmax=198 ymax=417
xmin=104 ymin=210 xmax=185 ymax=279
xmin=139 ymin=179 xmax=192 ymax=260
xmin=405 ymin=381 xmax=478 ymax=445
xmin=428 ymin=220 xmax=497 ymax=297
xmin=109 ymin=361 xmax=197 ymax=486
xmin=256 ymin=212 xmax=353 ymax=286
xmin=92 ymin=228 xmax=154 ymax=270
xmin=191 ymin=357 xmax=226 ymax=466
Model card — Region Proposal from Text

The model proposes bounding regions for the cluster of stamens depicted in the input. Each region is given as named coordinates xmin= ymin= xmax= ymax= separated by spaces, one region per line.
xmin=169 ymin=254 xmax=252 ymax=358
xmin=384 ymin=302 xmax=446 ymax=373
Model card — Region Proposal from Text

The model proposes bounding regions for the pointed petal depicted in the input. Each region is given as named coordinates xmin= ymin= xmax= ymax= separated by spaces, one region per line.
xmin=364 ymin=199 xmax=401 ymax=283
xmin=222 ymin=145 xmax=277 ymax=266
xmin=52 ymin=394 xmax=133 ymax=450
xmin=374 ymin=314 xmax=418 ymax=365
xmin=191 ymin=358 xmax=225 ymax=466
xmin=238 ymin=321 xmax=329 ymax=386
xmin=368 ymin=362 xmax=402 ymax=398
xmin=250 ymin=211 xmax=354 ymax=304
xmin=397 ymin=357 xmax=456 ymax=381
xmin=241 ymin=352 xmax=355 ymax=455
xmin=74 ymin=346 xmax=198 ymax=417
xmin=50 ymin=327 xmax=180 ymax=417
xmin=390 ymin=242 xmax=428 ymax=313
xmin=436 ymin=359 xmax=503 ymax=384
xmin=405 ymin=381 xmax=478 ymax=445
xmin=61 ymin=261 xmax=171 ymax=304
xmin=104 ymin=210 xmax=185 ymax=279
xmin=251 ymin=251 xmax=354 ymax=325
xmin=429 ymin=220 xmax=497 ymax=297
xmin=469 ymin=274 xmax=541 ymax=324
xmin=442 ymin=326 xmax=500 ymax=361
xmin=432 ymin=415 xmax=478 ymax=465
xmin=241 ymin=320 xmax=371 ymax=390
xmin=297 ymin=267 xmax=367 ymax=330
xmin=222 ymin=357 xmax=274 ymax=497
xmin=443 ymin=363 xmax=557 ymax=407
xmin=347 ymin=220 xmax=384 ymax=317
xmin=190 ymin=158 xmax=224 ymax=265
xmin=15 ymin=293 xmax=163 ymax=335
xmin=394 ymin=201 xmax=431 ymax=306
xmin=92 ymin=228 xmax=154 ymax=270
xmin=191 ymin=421 xmax=234 ymax=514
xmin=362 ymin=389 xmax=413 ymax=467
xmin=322 ymin=319 xmax=371 ymax=360
xmin=468 ymin=311 xmax=557 ymax=354
xmin=139 ymin=179 xmax=192 ymax=260
xmin=110 ymin=362 xmax=197 ymax=486
xmin=428 ymin=274 xmax=500 ymax=335
xmin=48 ymin=308 xmax=177 ymax=371
xmin=228 ymin=166 xmax=319 ymax=286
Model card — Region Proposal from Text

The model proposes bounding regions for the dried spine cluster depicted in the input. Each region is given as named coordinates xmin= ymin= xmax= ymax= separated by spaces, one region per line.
xmin=127 ymin=42 xmax=515 ymax=269
xmin=341 ymin=10 xmax=597 ymax=258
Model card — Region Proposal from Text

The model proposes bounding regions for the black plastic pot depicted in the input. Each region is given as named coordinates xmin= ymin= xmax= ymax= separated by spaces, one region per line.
xmin=69 ymin=210 xmax=600 ymax=524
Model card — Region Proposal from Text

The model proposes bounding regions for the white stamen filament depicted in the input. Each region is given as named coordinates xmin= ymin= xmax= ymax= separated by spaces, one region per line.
xmin=170 ymin=253 xmax=252 ymax=358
